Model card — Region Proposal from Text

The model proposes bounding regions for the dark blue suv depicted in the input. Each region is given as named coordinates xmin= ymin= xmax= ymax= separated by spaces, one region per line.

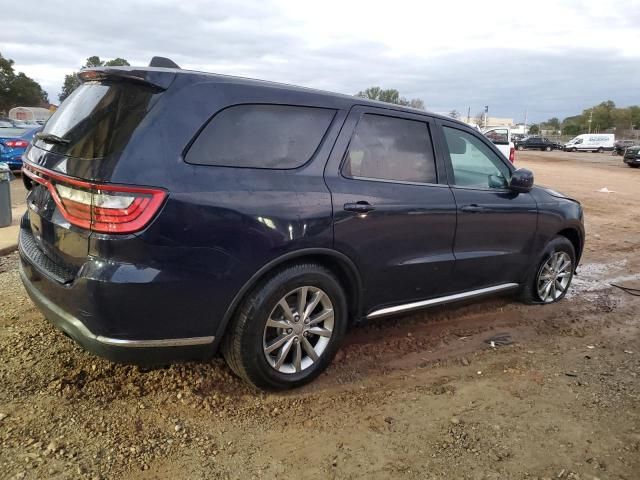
xmin=19 ymin=59 xmax=584 ymax=390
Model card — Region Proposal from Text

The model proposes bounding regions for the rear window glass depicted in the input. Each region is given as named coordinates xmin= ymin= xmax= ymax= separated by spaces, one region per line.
xmin=185 ymin=104 xmax=335 ymax=169
xmin=342 ymin=114 xmax=437 ymax=184
xmin=38 ymin=82 xmax=156 ymax=159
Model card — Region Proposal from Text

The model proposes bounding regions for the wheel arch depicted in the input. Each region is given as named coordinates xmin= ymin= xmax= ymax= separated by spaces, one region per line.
xmin=557 ymin=227 xmax=583 ymax=265
xmin=213 ymin=248 xmax=363 ymax=347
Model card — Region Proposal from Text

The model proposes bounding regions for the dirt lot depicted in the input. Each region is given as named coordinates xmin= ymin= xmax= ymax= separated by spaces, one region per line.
xmin=1 ymin=151 xmax=638 ymax=480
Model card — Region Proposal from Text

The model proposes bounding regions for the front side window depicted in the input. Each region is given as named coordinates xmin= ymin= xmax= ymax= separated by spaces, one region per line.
xmin=443 ymin=126 xmax=511 ymax=189
xmin=186 ymin=104 xmax=335 ymax=169
xmin=342 ymin=114 xmax=437 ymax=184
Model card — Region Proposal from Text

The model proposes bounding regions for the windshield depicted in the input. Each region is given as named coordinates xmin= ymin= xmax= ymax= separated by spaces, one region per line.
xmin=38 ymin=81 xmax=158 ymax=159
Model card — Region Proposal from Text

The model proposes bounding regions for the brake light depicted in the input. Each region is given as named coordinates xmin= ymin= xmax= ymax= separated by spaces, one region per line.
xmin=22 ymin=163 xmax=166 ymax=233
xmin=509 ymin=146 xmax=515 ymax=163
xmin=4 ymin=140 xmax=29 ymax=148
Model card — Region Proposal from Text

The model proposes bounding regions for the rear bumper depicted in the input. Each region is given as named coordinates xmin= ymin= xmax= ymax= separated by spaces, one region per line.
xmin=20 ymin=265 xmax=215 ymax=364
xmin=19 ymin=221 xmax=217 ymax=365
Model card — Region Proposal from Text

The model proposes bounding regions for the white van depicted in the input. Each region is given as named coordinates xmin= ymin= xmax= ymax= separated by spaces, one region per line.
xmin=564 ymin=134 xmax=615 ymax=152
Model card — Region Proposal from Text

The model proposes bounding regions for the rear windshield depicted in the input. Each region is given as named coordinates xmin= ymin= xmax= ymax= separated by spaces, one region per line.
xmin=38 ymin=82 xmax=157 ymax=159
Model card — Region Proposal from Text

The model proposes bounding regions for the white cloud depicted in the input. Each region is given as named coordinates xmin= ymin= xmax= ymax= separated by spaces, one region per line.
xmin=3 ymin=0 xmax=639 ymax=120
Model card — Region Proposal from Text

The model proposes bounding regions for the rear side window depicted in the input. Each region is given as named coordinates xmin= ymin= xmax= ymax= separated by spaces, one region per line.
xmin=186 ymin=104 xmax=335 ymax=169
xmin=342 ymin=114 xmax=437 ymax=184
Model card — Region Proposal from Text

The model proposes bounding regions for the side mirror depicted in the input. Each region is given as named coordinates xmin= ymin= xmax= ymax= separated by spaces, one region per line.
xmin=509 ymin=168 xmax=534 ymax=193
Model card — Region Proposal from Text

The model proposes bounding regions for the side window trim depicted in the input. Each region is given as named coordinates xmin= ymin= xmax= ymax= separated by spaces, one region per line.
xmin=338 ymin=109 xmax=441 ymax=187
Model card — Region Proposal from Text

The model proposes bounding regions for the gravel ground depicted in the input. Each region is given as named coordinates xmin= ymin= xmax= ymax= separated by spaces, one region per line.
xmin=0 ymin=151 xmax=639 ymax=480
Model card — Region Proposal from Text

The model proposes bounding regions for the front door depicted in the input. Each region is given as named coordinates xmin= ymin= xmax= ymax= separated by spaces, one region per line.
xmin=438 ymin=122 xmax=538 ymax=291
xmin=324 ymin=107 xmax=457 ymax=313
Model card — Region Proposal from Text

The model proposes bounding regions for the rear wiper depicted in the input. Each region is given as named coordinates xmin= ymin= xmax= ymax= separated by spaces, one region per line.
xmin=35 ymin=132 xmax=70 ymax=145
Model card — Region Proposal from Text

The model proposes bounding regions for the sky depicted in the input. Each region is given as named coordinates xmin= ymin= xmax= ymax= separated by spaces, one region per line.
xmin=3 ymin=0 xmax=640 ymax=122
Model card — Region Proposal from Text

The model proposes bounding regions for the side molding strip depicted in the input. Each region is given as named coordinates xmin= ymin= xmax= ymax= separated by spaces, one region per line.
xmin=367 ymin=283 xmax=519 ymax=319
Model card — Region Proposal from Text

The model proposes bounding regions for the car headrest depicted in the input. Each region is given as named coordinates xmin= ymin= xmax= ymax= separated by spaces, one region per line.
xmin=448 ymin=134 xmax=467 ymax=154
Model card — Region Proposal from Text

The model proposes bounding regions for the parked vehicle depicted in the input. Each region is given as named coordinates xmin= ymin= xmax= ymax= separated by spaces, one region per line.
xmin=18 ymin=59 xmax=585 ymax=390
xmin=563 ymin=134 xmax=615 ymax=152
xmin=515 ymin=137 xmax=561 ymax=151
xmin=0 ymin=126 xmax=41 ymax=170
xmin=482 ymin=126 xmax=515 ymax=162
xmin=613 ymin=139 xmax=638 ymax=156
xmin=623 ymin=145 xmax=640 ymax=168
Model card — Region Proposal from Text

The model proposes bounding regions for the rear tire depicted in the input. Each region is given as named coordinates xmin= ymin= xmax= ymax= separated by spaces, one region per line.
xmin=545 ymin=146 xmax=551 ymax=151
xmin=597 ymin=147 xmax=604 ymax=153
xmin=520 ymin=236 xmax=576 ymax=305
xmin=222 ymin=263 xmax=348 ymax=390
xmin=517 ymin=145 xmax=524 ymax=151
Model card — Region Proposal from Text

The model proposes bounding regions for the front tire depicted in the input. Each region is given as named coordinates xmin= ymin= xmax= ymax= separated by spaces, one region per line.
xmin=517 ymin=145 xmax=524 ymax=151
xmin=545 ymin=146 xmax=552 ymax=151
xmin=222 ymin=263 xmax=348 ymax=390
xmin=597 ymin=147 xmax=604 ymax=153
xmin=520 ymin=236 xmax=576 ymax=304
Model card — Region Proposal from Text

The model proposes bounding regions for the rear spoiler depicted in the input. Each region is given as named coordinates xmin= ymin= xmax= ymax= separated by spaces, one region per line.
xmin=78 ymin=57 xmax=180 ymax=91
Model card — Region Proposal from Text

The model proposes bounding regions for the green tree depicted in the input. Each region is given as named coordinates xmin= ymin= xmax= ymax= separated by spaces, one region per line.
xmin=59 ymin=56 xmax=130 ymax=102
xmin=629 ymin=106 xmax=640 ymax=130
xmin=562 ymin=123 xmax=582 ymax=136
xmin=355 ymin=86 xmax=425 ymax=110
xmin=612 ymin=108 xmax=632 ymax=130
xmin=0 ymin=52 xmax=48 ymax=113
xmin=544 ymin=117 xmax=560 ymax=131
xmin=528 ymin=124 xmax=540 ymax=135
xmin=582 ymin=100 xmax=616 ymax=132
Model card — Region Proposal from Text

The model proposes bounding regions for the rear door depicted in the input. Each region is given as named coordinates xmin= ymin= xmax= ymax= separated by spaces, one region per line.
xmin=324 ymin=106 xmax=457 ymax=312
xmin=437 ymin=121 xmax=538 ymax=291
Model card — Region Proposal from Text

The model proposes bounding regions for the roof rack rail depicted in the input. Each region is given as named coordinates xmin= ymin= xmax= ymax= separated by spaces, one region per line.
xmin=149 ymin=57 xmax=181 ymax=69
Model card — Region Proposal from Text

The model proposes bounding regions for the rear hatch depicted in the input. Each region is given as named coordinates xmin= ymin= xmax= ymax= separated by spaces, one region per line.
xmin=22 ymin=69 xmax=174 ymax=280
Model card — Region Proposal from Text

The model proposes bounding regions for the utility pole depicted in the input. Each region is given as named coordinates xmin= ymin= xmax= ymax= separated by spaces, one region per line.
xmin=467 ymin=106 xmax=470 ymax=124
xmin=588 ymin=110 xmax=593 ymax=134
xmin=523 ymin=109 xmax=528 ymax=135
xmin=483 ymin=105 xmax=488 ymax=129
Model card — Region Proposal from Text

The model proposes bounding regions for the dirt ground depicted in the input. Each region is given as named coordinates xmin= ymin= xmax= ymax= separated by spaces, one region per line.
xmin=0 ymin=151 xmax=638 ymax=480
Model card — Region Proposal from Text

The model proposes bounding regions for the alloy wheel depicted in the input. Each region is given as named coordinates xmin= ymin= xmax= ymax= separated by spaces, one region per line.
xmin=263 ymin=287 xmax=334 ymax=374
xmin=536 ymin=251 xmax=573 ymax=302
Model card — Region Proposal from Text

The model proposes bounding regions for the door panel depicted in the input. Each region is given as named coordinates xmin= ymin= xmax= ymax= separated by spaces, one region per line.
xmin=325 ymin=107 xmax=457 ymax=312
xmin=450 ymin=188 xmax=537 ymax=290
xmin=437 ymin=122 xmax=538 ymax=291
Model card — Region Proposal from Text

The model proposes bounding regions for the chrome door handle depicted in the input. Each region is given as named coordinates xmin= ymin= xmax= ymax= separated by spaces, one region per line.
xmin=461 ymin=204 xmax=485 ymax=213
xmin=344 ymin=202 xmax=375 ymax=213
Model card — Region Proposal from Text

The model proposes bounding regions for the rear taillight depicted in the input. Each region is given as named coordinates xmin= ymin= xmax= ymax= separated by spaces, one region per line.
xmin=23 ymin=163 xmax=166 ymax=233
xmin=509 ymin=146 xmax=515 ymax=163
xmin=4 ymin=140 xmax=29 ymax=148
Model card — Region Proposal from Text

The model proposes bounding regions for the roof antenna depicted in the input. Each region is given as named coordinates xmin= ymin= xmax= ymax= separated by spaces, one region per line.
xmin=149 ymin=57 xmax=181 ymax=69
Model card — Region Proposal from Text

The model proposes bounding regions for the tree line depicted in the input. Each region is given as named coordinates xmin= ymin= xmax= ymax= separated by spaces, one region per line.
xmin=59 ymin=56 xmax=130 ymax=101
xmin=355 ymin=87 xmax=425 ymax=110
xmin=539 ymin=101 xmax=640 ymax=136
xmin=0 ymin=52 xmax=49 ymax=114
